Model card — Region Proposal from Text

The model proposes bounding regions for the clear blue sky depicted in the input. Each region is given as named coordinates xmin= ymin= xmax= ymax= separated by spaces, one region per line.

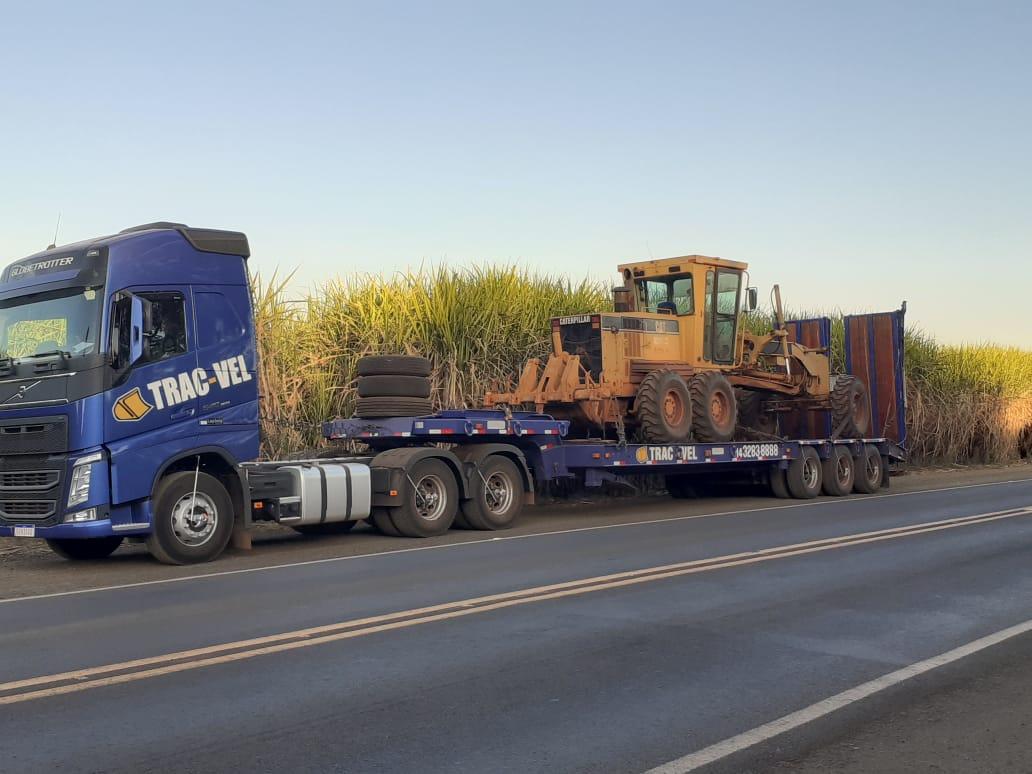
xmin=1 ymin=1 xmax=1028 ymax=346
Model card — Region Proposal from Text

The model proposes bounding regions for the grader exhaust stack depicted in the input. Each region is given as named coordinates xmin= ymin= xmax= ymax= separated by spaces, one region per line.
xmin=484 ymin=255 xmax=871 ymax=444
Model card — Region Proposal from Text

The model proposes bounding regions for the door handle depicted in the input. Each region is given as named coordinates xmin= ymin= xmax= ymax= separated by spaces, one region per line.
xmin=171 ymin=407 xmax=196 ymax=421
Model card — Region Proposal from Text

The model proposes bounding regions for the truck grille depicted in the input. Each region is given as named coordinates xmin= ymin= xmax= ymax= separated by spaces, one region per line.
xmin=0 ymin=500 xmax=57 ymax=519
xmin=0 ymin=416 xmax=68 ymax=455
xmin=0 ymin=470 xmax=60 ymax=491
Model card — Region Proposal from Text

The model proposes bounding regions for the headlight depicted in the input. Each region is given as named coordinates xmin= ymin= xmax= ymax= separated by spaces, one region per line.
xmin=65 ymin=507 xmax=99 ymax=523
xmin=68 ymin=452 xmax=103 ymax=508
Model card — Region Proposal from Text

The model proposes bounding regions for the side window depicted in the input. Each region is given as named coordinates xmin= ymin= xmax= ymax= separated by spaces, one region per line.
xmin=139 ymin=292 xmax=188 ymax=363
xmin=195 ymin=290 xmax=246 ymax=349
xmin=672 ymin=277 xmax=694 ymax=315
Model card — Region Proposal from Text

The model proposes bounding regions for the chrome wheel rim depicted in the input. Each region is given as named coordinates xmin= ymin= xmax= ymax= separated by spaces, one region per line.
xmin=484 ymin=471 xmax=515 ymax=515
xmin=836 ymin=456 xmax=852 ymax=485
xmin=414 ymin=474 xmax=447 ymax=521
xmin=170 ymin=492 xmax=218 ymax=547
xmin=866 ymin=454 xmax=881 ymax=482
xmin=803 ymin=458 xmax=820 ymax=490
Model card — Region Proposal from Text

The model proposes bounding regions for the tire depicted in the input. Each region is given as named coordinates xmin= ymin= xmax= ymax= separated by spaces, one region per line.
xmin=769 ymin=466 xmax=791 ymax=499
xmin=736 ymin=389 xmax=777 ymax=437
xmin=145 ymin=472 xmax=235 ymax=565
xmin=786 ymin=447 xmax=822 ymax=499
xmin=821 ymin=446 xmax=855 ymax=496
xmin=637 ymin=370 xmax=693 ymax=443
xmin=357 ymin=355 xmax=432 ymax=378
xmin=690 ymin=372 xmax=738 ymax=443
xmin=371 ymin=508 xmax=403 ymax=537
xmin=853 ymin=444 xmax=884 ymax=494
xmin=665 ymin=475 xmax=696 ymax=499
xmin=46 ymin=536 xmax=123 ymax=560
xmin=292 ymin=520 xmax=358 ymax=536
xmin=459 ymin=456 xmax=524 ymax=530
xmin=357 ymin=375 xmax=432 ymax=399
xmin=385 ymin=458 xmax=458 ymax=537
xmin=355 ymin=396 xmax=433 ymax=418
xmin=831 ymin=375 xmax=871 ymax=438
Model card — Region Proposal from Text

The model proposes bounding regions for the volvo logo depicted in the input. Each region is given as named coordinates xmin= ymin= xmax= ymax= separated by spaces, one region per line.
xmin=3 ymin=381 xmax=41 ymax=404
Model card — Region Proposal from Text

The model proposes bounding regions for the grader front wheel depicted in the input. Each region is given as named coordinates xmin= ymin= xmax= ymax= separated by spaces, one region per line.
xmin=690 ymin=372 xmax=738 ymax=443
xmin=831 ymin=375 xmax=872 ymax=438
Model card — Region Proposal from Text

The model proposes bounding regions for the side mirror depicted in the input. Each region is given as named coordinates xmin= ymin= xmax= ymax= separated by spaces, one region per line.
xmin=744 ymin=287 xmax=759 ymax=313
xmin=129 ymin=295 xmax=152 ymax=365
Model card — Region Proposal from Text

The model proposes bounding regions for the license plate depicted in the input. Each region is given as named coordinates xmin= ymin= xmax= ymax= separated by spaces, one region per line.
xmin=13 ymin=526 xmax=35 ymax=538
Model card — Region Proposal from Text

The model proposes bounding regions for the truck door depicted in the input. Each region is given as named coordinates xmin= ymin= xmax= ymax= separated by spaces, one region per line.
xmin=104 ymin=287 xmax=200 ymax=499
xmin=192 ymin=285 xmax=258 ymax=423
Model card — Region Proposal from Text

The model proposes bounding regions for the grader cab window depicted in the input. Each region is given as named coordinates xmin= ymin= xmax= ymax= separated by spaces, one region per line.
xmin=636 ymin=276 xmax=694 ymax=315
xmin=703 ymin=270 xmax=742 ymax=363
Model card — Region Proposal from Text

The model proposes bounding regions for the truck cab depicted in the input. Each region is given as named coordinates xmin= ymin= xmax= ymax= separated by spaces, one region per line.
xmin=0 ymin=223 xmax=259 ymax=562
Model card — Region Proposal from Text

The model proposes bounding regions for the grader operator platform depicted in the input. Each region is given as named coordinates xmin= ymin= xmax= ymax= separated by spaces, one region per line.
xmin=484 ymin=255 xmax=871 ymax=444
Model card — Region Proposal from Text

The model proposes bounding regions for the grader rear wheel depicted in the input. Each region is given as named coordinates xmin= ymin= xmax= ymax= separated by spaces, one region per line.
xmin=637 ymin=370 xmax=693 ymax=443
xmin=690 ymin=372 xmax=737 ymax=443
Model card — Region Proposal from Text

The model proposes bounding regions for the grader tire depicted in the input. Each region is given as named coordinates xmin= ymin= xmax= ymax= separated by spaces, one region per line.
xmin=736 ymin=388 xmax=777 ymax=437
xmin=831 ymin=375 xmax=871 ymax=438
xmin=690 ymin=372 xmax=738 ymax=443
xmin=637 ymin=370 xmax=693 ymax=443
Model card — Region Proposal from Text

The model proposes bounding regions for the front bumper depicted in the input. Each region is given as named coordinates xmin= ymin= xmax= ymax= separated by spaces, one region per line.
xmin=0 ymin=516 xmax=141 ymax=540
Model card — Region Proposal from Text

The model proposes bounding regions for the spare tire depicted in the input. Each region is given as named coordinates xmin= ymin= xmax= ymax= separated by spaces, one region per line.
xmin=831 ymin=375 xmax=871 ymax=438
xmin=358 ymin=355 xmax=432 ymax=378
xmin=357 ymin=375 xmax=432 ymax=398
xmin=355 ymin=396 xmax=433 ymax=418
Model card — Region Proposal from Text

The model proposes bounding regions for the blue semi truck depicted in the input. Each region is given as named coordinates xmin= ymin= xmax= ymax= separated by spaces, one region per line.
xmin=0 ymin=223 xmax=905 ymax=564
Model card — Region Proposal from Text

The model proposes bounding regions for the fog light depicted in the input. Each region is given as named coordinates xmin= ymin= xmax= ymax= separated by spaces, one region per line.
xmin=66 ymin=507 xmax=98 ymax=523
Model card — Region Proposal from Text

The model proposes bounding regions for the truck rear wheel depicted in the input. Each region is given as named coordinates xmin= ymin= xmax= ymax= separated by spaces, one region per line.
xmin=690 ymin=372 xmax=738 ymax=443
xmin=637 ymin=370 xmax=693 ymax=443
xmin=46 ymin=536 xmax=124 ymax=560
xmin=385 ymin=458 xmax=458 ymax=537
xmin=853 ymin=445 xmax=884 ymax=494
xmin=786 ymin=447 xmax=823 ymax=499
xmin=460 ymin=455 xmax=524 ymax=530
xmin=370 ymin=508 xmax=403 ymax=536
xmin=146 ymin=472 xmax=234 ymax=565
xmin=821 ymin=446 xmax=855 ymax=496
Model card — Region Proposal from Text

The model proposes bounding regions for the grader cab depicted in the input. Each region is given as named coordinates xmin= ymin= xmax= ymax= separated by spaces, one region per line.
xmin=484 ymin=255 xmax=870 ymax=443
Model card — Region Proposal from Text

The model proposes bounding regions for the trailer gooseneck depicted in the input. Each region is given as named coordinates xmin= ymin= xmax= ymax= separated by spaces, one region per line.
xmin=0 ymin=223 xmax=906 ymax=564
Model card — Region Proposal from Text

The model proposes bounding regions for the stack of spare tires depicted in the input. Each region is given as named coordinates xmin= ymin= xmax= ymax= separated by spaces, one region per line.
xmin=355 ymin=355 xmax=434 ymax=418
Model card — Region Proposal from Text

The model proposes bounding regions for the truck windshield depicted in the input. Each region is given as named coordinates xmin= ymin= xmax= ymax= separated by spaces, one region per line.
xmin=0 ymin=286 xmax=104 ymax=361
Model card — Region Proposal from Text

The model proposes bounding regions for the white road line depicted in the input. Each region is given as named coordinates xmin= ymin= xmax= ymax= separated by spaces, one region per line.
xmin=2 ymin=476 xmax=1029 ymax=605
xmin=644 ymin=618 xmax=1032 ymax=773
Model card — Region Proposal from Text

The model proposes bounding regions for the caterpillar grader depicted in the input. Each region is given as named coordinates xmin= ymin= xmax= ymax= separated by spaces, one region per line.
xmin=484 ymin=255 xmax=871 ymax=443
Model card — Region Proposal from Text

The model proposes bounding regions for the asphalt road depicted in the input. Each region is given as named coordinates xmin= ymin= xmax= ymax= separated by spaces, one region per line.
xmin=2 ymin=467 xmax=1032 ymax=773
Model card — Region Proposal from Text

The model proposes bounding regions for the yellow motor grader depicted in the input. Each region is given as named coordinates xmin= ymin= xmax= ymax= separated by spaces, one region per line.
xmin=484 ymin=255 xmax=870 ymax=443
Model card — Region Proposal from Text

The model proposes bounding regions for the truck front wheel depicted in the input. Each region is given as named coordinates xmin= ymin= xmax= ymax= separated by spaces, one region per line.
xmin=146 ymin=472 xmax=234 ymax=565
xmin=46 ymin=536 xmax=124 ymax=560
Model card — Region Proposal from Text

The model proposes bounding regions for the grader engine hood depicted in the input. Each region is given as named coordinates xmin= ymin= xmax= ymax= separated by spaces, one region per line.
xmin=552 ymin=315 xmax=602 ymax=380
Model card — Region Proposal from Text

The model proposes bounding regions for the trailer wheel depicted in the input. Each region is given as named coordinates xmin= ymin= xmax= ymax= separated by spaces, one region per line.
xmin=769 ymin=466 xmax=791 ymax=499
xmin=821 ymin=446 xmax=855 ymax=496
xmin=786 ymin=447 xmax=822 ymax=499
xmin=370 ymin=508 xmax=403 ymax=537
xmin=638 ymin=370 xmax=693 ymax=443
xmin=386 ymin=458 xmax=458 ymax=537
xmin=46 ymin=536 xmax=124 ymax=561
xmin=690 ymin=372 xmax=738 ymax=443
xmin=292 ymin=521 xmax=358 ymax=536
xmin=460 ymin=455 xmax=524 ymax=530
xmin=146 ymin=472 xmax=234 ymax=565
xmin=831 ymin=375 xmax=871 ymax=438
xmin=853 ymin=445 xmax=883 ymax=494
